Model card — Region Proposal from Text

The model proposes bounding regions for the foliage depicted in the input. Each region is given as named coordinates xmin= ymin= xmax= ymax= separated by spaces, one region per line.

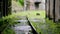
xmin=18 ymin=0 xmax=24 ymax=6
xmin=12 ymin=10 xmax=60 ymax=34
xmin=30 ymin=18 xmax=60 ymax=34
xmin=2 ymin=27 xmax=15 ymax=34
xmin=13 ymin=10 xmax=45 ymax=18
xmin=0 ymin=14 xmax=20 ymax=34
xmin=30 ymin=22 xmax=41 ymax=34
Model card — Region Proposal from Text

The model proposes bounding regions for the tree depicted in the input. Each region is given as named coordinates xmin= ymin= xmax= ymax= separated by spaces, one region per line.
xmin=19 ymin=0 xmax=24 ymax=6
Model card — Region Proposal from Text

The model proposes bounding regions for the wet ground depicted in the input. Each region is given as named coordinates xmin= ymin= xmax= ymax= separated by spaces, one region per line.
xmin=11 ymin=15 xmax=57 ymax=34
xmin=28 ymin=18 xmax=56 ymax=34
xmin=12 ymin=16 xmax=33 ymax=34
xmin=12 ymin=16 xmax=48 ymax=34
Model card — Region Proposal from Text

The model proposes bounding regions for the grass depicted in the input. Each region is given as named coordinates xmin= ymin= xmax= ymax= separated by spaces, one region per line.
xmin=30 ymin=21 xmax=41 ymax=34
xmin=12 ymin=10 xmax=60 ymax=34
xmin=12 ymin=10 xmax=45 ymax=34
xmin=12 ymin=10 xmax=45 ymax=18
xmin=30 ymin=18 xmax=60 ymax=34
xmin=0 ymin=14 xmax=21 ymax=34
xmin=2 ymin=27 xmax=15 ymax=34
xmin=27 ymin=10 xmax=45 ymax=19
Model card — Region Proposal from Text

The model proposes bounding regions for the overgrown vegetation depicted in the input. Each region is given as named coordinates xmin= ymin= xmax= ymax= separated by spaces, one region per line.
xmin=13 ymin=10 xmax=45 ymax=18
xmin=30 ymin=18 xmax=60 ymax=34
xmin=16 ymin=10 xmax=60 ymax=34
xmin=18 ymin=0 xmax=24 ymax=6
xmin=1 ymin=10 xmax=60 ymax=34
xmin=0 ymin=14 xmax=20 ymax=34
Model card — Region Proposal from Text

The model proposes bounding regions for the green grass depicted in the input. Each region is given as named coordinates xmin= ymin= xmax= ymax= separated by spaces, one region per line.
xmin=12 ymin=10 xmax=60 ymax=34
xmin=2 ymin=27 xmax=15 ymax=34
xmin=30 ymin=21 xmax=41 ymax=34
xmin=11 ymin=10 xmax=60 ymax=34
xmin=27 ymin=10 xmax=45 ymax=19
xmin=30 ymin=18 xmax=60 ymax=34
xmin=12 ymin=10 xmax=45 ymax=34
xmin=0 ymin=14 xmax=21 ymax=34
xmin=12 ymin=10 xmax=45 ymax=18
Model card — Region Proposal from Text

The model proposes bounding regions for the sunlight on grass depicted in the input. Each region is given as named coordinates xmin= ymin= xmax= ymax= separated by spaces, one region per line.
xmin=12 ymin=10 xmax=45 ymax=19
xmin=11 ymin=10 xmax=45 ymax=34
xmin=30 ymin=18 xmax=59 ymax=34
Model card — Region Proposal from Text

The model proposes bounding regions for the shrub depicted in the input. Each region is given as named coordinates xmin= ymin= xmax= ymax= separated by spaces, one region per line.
xmin=19 ymin=0 xmax=24 ymax=6
xmin=0 ymin=15 xmax=19 ymax=34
